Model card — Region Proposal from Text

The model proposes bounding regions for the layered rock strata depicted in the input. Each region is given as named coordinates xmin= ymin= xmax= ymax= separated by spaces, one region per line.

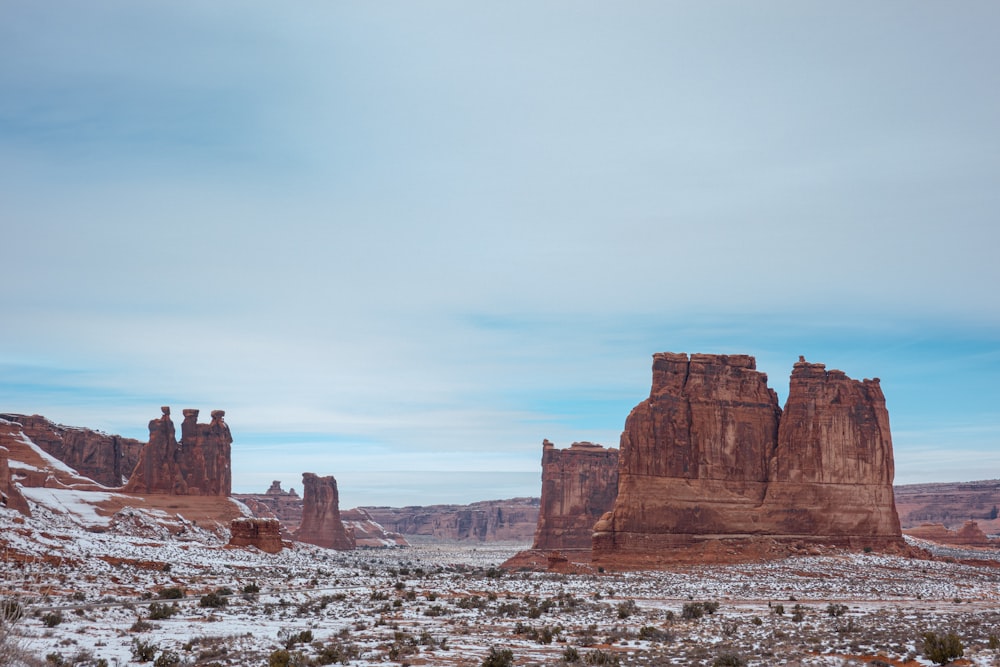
xmin=229 ymin=518 xmax=284 ymax=553
xmin=233 ymin=481 xmax=303 ymax=532
xmin=533 ymin=440 xmax=618 ymax=552
xmin=125 ymin=407 xmax=232 ymax=496
xmin=905 ymin=521 xmax=998 ymax=548
xmin=0 ymin=413 xmax=143 ymax=487
xmin=294 ymin=473 xmax=355 ymax=550
xmin=593 ymin=353 xmax=904 ymax=568
xmin=894 ymin=480 xmax=1000 ymax=533
xmin=361 ymin=498 xmax=540 ymax=542
xmin=340 ymin=508 xmax=410 ymax=547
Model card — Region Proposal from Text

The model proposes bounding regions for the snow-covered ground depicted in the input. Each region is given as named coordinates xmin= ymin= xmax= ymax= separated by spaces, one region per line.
xmin=4 ymin=493 xmax=1000 ymax=667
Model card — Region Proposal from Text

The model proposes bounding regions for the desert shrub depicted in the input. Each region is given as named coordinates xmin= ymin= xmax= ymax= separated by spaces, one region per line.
xmin=563 ymin=646 xmax=581 ymax=663
xmin=131 ymin=638 xmax=159 ymax=662
xmin=279 ymin=628 xmax=313 ymax=648
xmin=751 ymin=616 xmax=763 ymax=626
xmin=703 ymin=601 xmax=720 ymax=614
xmin=45 ymin=652 xmax=67 ymax=666
xmin=313 ymin=639 xmax=360 ymax=665
xmin=616 ymin=600 xmax=638 ymax=619
xmin=154 ymin=649 xmax=181 ymax=667
xmin=130 ymin=618 xmax=154 ymax=632
xmin=826 ymin=603 xmax=848 ymax=617
xmin=157 ymin=587 xmax=184 ymax=600
xmin=268 ymin=649 xmax=291 ymax=667
xmin=989 ymin=634 xmax=1000 ymax=650
xmin=456 ymin=595 xmax=487 ymax=610
xmin=712 ymin=651 xmax=748 ymax=667
xmin=42 ymin=611 xmax=63 ymax=627
xmin=199 ymin=590 xmax=228 ymax=608
xmin=147 ymin=602 xmax=179 ymax=620
xmin=423 ymin=604 xmax=447 ymax=617
xmin=923 ymin=631 xmax=964 ymax=665
xmin=241 ymin=583 xmax=260 ymax=600
xmin=772 ymin=603 xmax=785 ymax=616
xmin=791 ymin=604 xmax=806 ymax=622
xmin=584 ymin=649 xmax=620 ymax=666
xmin=1 ymin=599 xmax=24 ymax=623
xmin=638 ymin=625 xmax=672 ymax=642
xmin=682 ymin=602 xmax=705 ymax=620
xmin=482 ymin=646 xmax=514 ymax=667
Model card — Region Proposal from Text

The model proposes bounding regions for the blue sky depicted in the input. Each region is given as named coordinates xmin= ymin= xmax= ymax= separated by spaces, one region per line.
xmin=2 ymin=2 xmax=999 ymax=507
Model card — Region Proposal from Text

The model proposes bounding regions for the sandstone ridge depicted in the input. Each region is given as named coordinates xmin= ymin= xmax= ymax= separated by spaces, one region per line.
xmin=593 ymin=353 xmax=906 ymax=568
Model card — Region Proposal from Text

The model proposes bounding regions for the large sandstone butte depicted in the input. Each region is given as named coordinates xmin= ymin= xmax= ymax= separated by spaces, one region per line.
xmin=533 ymin=440 xmax=618 ymax=552
xmin=0 ymin=413 xmax=143 ymax=488
xmin=592 ymin=353 xmax=905 ymax=568
xmin=294 ymin=473 xmax=355 ymax=550
xmin=0 ymin=446 xmax=31 ymax=516
xmin=125 ymin=407 xmax=232 ymax=496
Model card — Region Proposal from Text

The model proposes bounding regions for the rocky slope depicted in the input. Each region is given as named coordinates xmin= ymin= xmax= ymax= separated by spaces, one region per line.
xmin=593 ymin=353 xmax=905 ymax=568
xmin=0 ymin=413 xmax=143 ymax=487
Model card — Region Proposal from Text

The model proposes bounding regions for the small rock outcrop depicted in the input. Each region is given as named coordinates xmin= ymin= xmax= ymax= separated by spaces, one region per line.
xmin=0 ymin=446 xmax=31 ymax=516
xmin=905 ymin=521 xmax=998 ymax=548
xmin=294 ymin=473 xmax=355 ymax=550
xmin=125 ymin=407 xmax=232 ymax=496
xmin=0 ymin=413 xmax=143 ymax=487
xmin=593 ymin=353 xmax=905 ymax=568
xmin=533 ymin=440 xmax=618 ymax=552
xmin=229 ymin=518 xmax=284 ymax=553
xmin=233 ymin=482 xmax=303 ymax=533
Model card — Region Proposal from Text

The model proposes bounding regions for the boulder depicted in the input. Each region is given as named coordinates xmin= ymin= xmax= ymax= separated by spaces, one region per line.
xmin=294 ymin=473 xmax=355 ymax=550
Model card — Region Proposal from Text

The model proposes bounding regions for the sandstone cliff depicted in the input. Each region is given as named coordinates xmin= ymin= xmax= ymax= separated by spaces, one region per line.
xmin=233 ymin=480 xmax=303 ymax=532
xmin=361 ymin=498 xmax=539 ymax=542
xmin=905 ymin=520 xmax=998 ymax=548
xmin=533 ymin=440 xmax=618 ymax=552
xmin=0 ymin=413 xmax=143 ymax=488
xmin=340 ymin=508 xmax=409 ymax=547
xmin=294 ymin=473 xmax=355 ymax=550
xmin=894 ymin=479 xmax=1000 ymax=534
xmin=125 ymin=407 xmax=232 ymax=496
xmin=593 ymin=353 xmax=905 ymax=568
xmin=0 ymin=446 xmax=31 ymax=516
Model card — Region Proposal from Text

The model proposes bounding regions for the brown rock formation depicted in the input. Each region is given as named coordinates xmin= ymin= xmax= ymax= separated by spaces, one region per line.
xmin=229 ymin=518 xmax=284 ymax=553
xmin=294 ymin=473 xmax=355 ymax=550
xmin=533 ymin=440 xmax=618 ymax=551
xmin=0 ymin=446 xmax=31 ymax=516
xmin=0 ymin=413 xmax=143 ymax=487
xmin=125 ymin=407 xmax=232 ymax=496
xmin=593 ymin=353 xmax=905 ymax=568
xmin=361 ymin=497 xmax=540 ymax=542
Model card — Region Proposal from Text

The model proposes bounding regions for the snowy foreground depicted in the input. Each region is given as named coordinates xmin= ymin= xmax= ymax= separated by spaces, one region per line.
xmin=4 ymin=497 xmax=1000 ymax=666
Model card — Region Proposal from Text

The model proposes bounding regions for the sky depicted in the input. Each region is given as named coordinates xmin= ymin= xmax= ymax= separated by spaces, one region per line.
xmin=2 ymin=2 xmax=999 ymax=508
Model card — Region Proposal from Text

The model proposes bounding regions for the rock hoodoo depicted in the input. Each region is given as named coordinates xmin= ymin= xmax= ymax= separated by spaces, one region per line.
xmin=228 ymin=518 xmax=284 ymax=553
xmin=592 ymin=353 xmax=905 ymax=568
xmin=294 ymin=473 xmax=355 ymax=550
xmin=125 ymin=407 xmax=232 ymax=496
xmin=0 ymin=413 xmax=143 ymax=487
xmin=533 ymin=440 xmax=618 ymax=552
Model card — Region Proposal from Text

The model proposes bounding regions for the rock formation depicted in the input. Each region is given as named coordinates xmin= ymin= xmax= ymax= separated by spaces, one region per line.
xmin=905 ymin=520 xmax=998 ymax=548
xmin=125 ymin=407 xmax=232 ymax=496
xmin=533 ymin=440 xmax=618 ymax=552
xmin=592 ymin=353 xmax=905 ymax=568
xmin=0 ymin=413 xmax=143 ymax=487
xmin=361 ymin=498 xmax=540 ymax=542
xmin=229 ymin=518 xmax=284 ymax=553
xmin=294 ymin=473 xmax=355 ymax=550
xmin=0 ymin=446 xmax=31 ymax=516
